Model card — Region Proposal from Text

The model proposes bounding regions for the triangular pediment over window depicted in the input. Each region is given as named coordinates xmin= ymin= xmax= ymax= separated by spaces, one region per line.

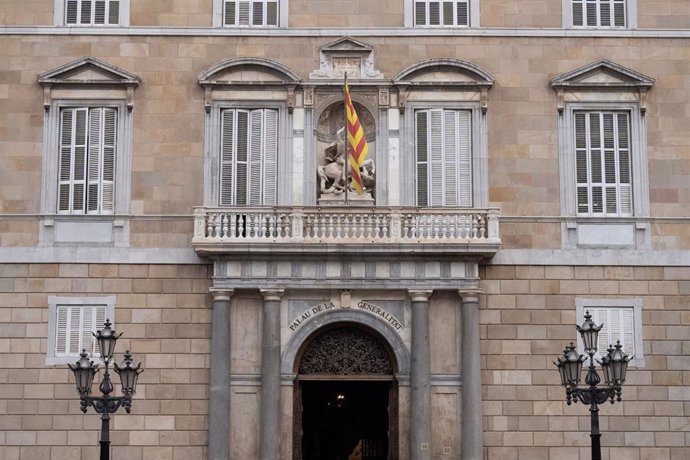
xmin=550 ymin=59 xmax=655 ymax=90
xmin=38 ymin=57 xmax=141 ymax=87
xmin=310 ymin=36 xmax=383 ymax=80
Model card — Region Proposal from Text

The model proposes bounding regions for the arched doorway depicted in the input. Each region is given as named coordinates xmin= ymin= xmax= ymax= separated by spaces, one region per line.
xmin=294 ymin=325 xmax=398 ymax=460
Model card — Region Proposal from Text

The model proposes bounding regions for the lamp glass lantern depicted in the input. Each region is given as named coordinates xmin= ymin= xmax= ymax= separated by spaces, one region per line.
xmin=576 ymin=310 xmax=603 ymax=355
xmin=94 ymin=319 xmax=121 ymax=360
xmin=114 ymin=350 xmax=143 ymax=394
xmin=68 ymin=349 xmax=98 ymax=396
xmin=558 ymin=343 xmax=584 ymax=387
xmin=608 ymin=341 xmax=632 ymax=385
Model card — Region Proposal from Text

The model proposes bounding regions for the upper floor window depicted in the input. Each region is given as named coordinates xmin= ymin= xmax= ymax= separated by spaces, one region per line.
xmin=415 ymin=109 xmax=472 ymax=206
xmin=414 ymin=0 xmax=470 ymax=27
xmin=551 ymin=59 xmax=653 ymax=248
xmin=565 ymin=0 xmax=635 ymax=28
xmin=66 ymin=0 xmax=120 ymax=25
xmin=58 ymin=107 xmax=117 ymax=214
xmin=574 ymin=111 xmax=631 ymax=217
xmin=56 ymin=0 xmax=130 ymax=26
xmin=393 ymin=59 xmax=493 ymax=208
xmin=224 ymin=0 xmax=278 ymax=26
xmin=219 ymin=108 xmax=278 ymax=205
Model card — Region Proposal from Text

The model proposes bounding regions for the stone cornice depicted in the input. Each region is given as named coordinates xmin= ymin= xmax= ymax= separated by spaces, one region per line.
xmin=3 ymin=26 xmax=690 ymax=39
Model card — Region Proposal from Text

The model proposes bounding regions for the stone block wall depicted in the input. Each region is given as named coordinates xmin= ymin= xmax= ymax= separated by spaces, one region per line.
xmin=0 ymin=263 xmax=212 ymax=460
xmin=480 ymin=265 xmax=690 ymax=460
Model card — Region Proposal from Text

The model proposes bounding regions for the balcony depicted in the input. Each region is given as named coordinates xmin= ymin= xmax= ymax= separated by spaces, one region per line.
xmin=192 ymin=206 xmax=500 ymax=257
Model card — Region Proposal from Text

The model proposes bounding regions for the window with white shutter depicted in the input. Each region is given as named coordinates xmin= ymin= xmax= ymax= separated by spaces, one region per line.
xmin=576 ymin=299 xmax=644 ymax=367
xmin=415 ymin=109 xmax=472 ymax=207
xmin=58 ymin=107 xmax=117 ymax=215
xmin=574 ymin=111 xmax=631 ymax=217
xmin=414 ymin=0 xmax=470 ymax=26
xmin=47 ymin=296 xmax=115 ymax=365
xmin=64 ymin=0 xmax=121 ymax=25
xmin=570 ymin=0 xmax=627 ymax=27
xmin=223 ymin=0 xmax=278 ymax=26
xmin=219 ymin=108 xmax=278 ymax=206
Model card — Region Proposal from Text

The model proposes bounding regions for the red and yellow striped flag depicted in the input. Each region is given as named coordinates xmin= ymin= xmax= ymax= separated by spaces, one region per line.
xmin=345 ymin=80 xmax=369 ymax=194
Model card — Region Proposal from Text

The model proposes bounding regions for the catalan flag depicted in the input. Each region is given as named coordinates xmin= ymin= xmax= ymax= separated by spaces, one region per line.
xmin=345 ymin=79 xmax=369 ymax=194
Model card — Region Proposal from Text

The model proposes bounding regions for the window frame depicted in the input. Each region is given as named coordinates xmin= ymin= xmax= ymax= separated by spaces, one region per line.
xmin=575 ymin=298 xmax=644 ymax=367
xmin=562 ymin=0 xmax=636 ymax=29
xmin=405 ymin=0 xmax=480 ymax=27
xmin=54 ymin=0 xmax=130 ymax=26
xmin=213 ymin=0 xmax=287 ymax=27
xmin=401 ymin=101 xmax=488 ymax=208
xmin=205 ymin=101 xmax=289 ymax=207
xmin=46 ymin=296 xmax=115 ymax=365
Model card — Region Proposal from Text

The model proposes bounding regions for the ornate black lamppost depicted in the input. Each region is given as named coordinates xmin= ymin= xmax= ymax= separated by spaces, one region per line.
xmin=68 ymin=319 xmax=143 ymax=460
xmin=554 ymin=311 xmax=633 ymax=460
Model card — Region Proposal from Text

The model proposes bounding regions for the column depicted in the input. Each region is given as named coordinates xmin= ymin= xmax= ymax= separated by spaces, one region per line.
xmin=208 ymin=288 xmax=233 ymax=460
xmin=409 ymin=289 xmax=432 ymax=460
xmin=259 ymin=288 xmax=284 ymax=460
xmin=459 ymin=291 xmax=482 ymax=460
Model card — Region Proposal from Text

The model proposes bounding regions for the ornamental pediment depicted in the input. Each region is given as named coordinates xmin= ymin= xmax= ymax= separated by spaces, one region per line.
xmin=198 ymin=57 xmax=301 ymax=86
xmin=550 ymin=59 xmax=655 ymax=90
xmin=392 ymin=59 xmax=494 ymax=88
xmin=37 ymin=57 xmax=141 ymax=87
xmin=310 ymin=36 xmax=383 ymax=80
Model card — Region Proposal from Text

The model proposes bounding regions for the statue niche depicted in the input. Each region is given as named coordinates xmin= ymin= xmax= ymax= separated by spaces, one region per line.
xmin=316 ymin=101 xmax=376 ymax=204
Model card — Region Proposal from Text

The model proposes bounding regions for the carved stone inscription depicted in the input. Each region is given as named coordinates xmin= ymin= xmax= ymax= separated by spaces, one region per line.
xmin=288 ymin=301 xmax=403 ymax=332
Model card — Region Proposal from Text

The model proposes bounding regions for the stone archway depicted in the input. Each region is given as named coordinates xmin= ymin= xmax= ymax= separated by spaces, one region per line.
xmin=294 ymin=323 xmax=399 ymax=460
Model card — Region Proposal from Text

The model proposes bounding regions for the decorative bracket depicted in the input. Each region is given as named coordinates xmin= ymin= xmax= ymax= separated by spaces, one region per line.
xmin=480 ymin=88 xmax=489 ymax=114
xmin=556 ymin=89 xmax=565 ymax=113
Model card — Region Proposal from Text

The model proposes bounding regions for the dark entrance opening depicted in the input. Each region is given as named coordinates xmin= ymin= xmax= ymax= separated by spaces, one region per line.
xmin=301 ymin=380 xmax=390 ymax=460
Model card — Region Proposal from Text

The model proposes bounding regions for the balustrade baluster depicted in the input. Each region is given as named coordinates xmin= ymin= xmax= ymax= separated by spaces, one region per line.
xmin=328 ymin=214 xmax=335 ymax=239
xmin=221 ymin=214 xmax=229 ymax=238
xmin=207 ymin=214 xmax=214 ymax=239
xmin=471 ymin=215 xmax=478 ymax=238
xmin=268 ymin=214 xmax=276 ymax=238
xmin=236 ymin=214 xmax=244 ymax=239
xmin=478 ymin=215 xmax=486 ymax=239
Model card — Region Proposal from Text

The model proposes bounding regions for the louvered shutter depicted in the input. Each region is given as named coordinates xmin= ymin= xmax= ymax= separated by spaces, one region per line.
xmin=415 ymin=2 xmax=426 ymax=25
xmin=600 ymin=0 xmax=612 ymax=26
xmin=101 ymin=108 xmax=116 ymax=213
xmin=263 ymin=110 xmax=278 ymax=205
xmin=252 ymin=1 xmax=264 ymax=25
xmin=220 ymin=110 xmax=235 ymax=206
xmin=66 ymin=0 xmax=79 ymax=23
xmin=590 ymin=307 xmax=635 ymax=359
xmin=457 ymin=110 xmax=472 ymax=207
xmin=429 ymin=109 xmax=444 ymax=206
xmin=457 ymin=0 xmax=469 ymax=26
xmin=415 ymin=111 xmax=429 ymax=206
xmin=224 ymin=0 xmax=236 ymax=25
xmin=248 ymin=110 xmax=264 ymax=205
xmin=572 ymin=0 xmax=584 ymax=26
xmin=617 ymin=113 xmax=632 ymax=215
xmin=94 ymin=306 xmax=106 ymax=356
xmin=428 ymin=1 xmax=441 ymax=25
xmin=239 ymin=0 xmax=250 ymax=25
xmin=58 ymin=108 xmax=89 ymax=214
xmin=236 ymin=110 xmax=249 ymax=205
xmin=87 ymin=108 xmax=103 ymax=213
xmin=108 ymin=0 xmax=119 ymax=24
xmin=266 ymin=1 xmax=278 ymax=25
xmin=94 ymin=0 xmax=106 ymax=24
xmin=56 ymin=306 xmax=69 ymax=355
xmin=613 ymin=0 xmax=625 ymax=26
xmin=79 ymin=0 xmax=93 ymax=24
xmin=575 ymin=112 xmax=589 ymax=213
xmin=443 ymin=110 xmax=458 ymax=205
xmin=55 ymin=304 xmax=107 ymax=357
xmin=585 ymin=0 xmax=597 ymax=26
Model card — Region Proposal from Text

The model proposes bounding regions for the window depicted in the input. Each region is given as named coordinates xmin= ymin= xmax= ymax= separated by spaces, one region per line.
xmin=38 ymin=58 xmax=140 ymax=246
xmin=219 ymin=108 xmax=278 ymax=206
xmin=572 ymin=0 xmax=625 ymax=27
xmin=574 ymin=111 xmax=631 ymax=217
xmin=224 ymin=0 xmax=278 ymax=26
xmin=551 ymin=60 xmax=653 ymax=248
xmin=65 ymin=0 xmax=119 ymax=25
xmin=415 ymin=109 xmax=472 ymax=207
xmin=58 ymin=107 xmax=117 ymax=215
xmin=55 ymin=0 xmax=130 ymax=26
xmin=576 ymin=299 xmax=644 ymax=366
xmin=47 ymin=296 xmax=115 ymax=365
xmin=414 ymin=0 xmax=470 ymax=26
xmin=564 ymin=0 xmax=635 ymax=28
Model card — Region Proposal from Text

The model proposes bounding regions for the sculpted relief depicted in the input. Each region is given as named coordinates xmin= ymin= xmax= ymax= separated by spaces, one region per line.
xmin=315 ymin=101 xmax=376 ymax=203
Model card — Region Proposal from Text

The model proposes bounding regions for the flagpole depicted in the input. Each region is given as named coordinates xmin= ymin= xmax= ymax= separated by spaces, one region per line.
xmin=343 ymin=72 xmax=349 ymax=206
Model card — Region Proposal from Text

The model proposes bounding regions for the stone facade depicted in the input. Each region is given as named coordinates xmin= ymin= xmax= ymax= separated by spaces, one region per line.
xmin=1 ymin=1 xmax=690 ymax=459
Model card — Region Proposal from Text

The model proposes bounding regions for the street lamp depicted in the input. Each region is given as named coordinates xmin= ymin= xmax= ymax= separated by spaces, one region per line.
xmin=554 ymin=311 xmax=632 ymax=460
xmin=68 ymin=319 xmax=143 ymax=460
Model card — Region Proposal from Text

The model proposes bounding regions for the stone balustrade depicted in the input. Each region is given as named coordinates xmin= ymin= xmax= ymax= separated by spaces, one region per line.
xmin=192 ymin=206 xmax=500 ymax=255
xmin=192 ymin=207 xmax=500 ymax=253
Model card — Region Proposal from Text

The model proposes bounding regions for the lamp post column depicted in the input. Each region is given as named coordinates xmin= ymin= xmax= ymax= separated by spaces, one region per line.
xmin=259 ymin=288 xmax=284 ymax=460
xmin=409 ymin=289 xmax=432 ymax=460
xmin=208 ymin=288 xmax=234 ymax=460
xmin=459 ymin=290 xmax=482 ymax=460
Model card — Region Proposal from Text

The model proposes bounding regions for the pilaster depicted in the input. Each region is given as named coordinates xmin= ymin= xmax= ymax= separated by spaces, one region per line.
xmin=408 ymin=289 xmax=432 ymax=460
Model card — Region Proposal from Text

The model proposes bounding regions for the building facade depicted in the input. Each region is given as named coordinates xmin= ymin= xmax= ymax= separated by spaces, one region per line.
xmin=1 ymin=1 xmax=689 ymax=459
